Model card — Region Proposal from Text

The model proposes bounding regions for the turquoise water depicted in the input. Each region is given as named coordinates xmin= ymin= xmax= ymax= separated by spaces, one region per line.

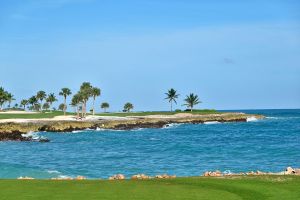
xmin=0 ymin=109 xmax=299 ymax=179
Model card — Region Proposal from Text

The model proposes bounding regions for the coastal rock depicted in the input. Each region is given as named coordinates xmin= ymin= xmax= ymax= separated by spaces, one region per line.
xmin=109 ymin=174 xmax=125 ymax=180
xmin=51 ymin=177 xmax=73 ymax=180
xmin=76 ymin=175 xmax=86 ymax=180
xmin=17 ymin=176 xmax=34 ymax=180
xmin=203 ymin=171 xmax=223 ymax=177
xmin=131 ymin=174 xmax=151 ymax=180
xmin=155 ymin=174 xmax=176 ymax=179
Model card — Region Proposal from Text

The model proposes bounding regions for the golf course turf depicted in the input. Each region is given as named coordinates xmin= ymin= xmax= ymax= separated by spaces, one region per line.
xmin=0 ymin=176 xmax=299 ymax=200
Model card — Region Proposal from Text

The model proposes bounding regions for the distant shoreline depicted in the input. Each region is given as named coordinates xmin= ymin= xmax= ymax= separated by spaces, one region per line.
xmin=0 ymin=112 xmax=264 ymax=142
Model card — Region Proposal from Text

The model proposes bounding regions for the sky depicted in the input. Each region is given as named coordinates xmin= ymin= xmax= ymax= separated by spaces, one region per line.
xmin=0 ymin=0 xmax=300 ymax=111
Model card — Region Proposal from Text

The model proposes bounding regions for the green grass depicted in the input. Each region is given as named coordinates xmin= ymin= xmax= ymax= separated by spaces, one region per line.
xmin=0 ymin=176 xmax=299 ymax=200
xmin=0 ymin=110 xmax=219 ymax=119
xmin=97 ymin=109 xmax=219 ymax=117
xmin=0 ymin=111 xmax=71 ymax=119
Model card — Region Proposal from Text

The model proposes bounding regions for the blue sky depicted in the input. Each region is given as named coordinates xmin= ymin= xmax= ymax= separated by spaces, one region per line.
xmin=1 ymin=0 xmax=300 ymax=111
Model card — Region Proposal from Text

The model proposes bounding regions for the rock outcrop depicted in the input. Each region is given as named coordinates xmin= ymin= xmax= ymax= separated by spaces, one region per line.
xmin=109 ymin=174 xmax=126 ymax=180
xmin=0 ymin=113 xmax=264 ymax=141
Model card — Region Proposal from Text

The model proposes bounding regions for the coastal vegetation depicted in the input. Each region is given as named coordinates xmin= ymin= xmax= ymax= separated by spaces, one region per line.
xmin=0 ymin=176 xmax=299 ymax=200
xmin=101 ymin=102 xmax=110 ymax=112
xmin=165 ymin=88 xmax=179 ymax=112
xmin=183 ymin=93 xmax=201 ymax=112
xmin=123 ymin=102 xmax=134 ymax=112
xmin=0 ymin=84 xmax=204 ymax=117
xmin=59 ymin=88 xmax=72 ymax=115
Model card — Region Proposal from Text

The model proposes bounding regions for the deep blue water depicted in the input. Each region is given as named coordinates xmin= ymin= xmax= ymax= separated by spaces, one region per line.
xmin=0 ymin=109 xmax=299 ymax=179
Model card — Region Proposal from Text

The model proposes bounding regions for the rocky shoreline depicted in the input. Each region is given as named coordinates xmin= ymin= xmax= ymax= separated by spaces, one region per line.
xmin=16 ymin=167 xmax=300 ymax=180
xmin=0 ymin=113 xmax=264 ymax=142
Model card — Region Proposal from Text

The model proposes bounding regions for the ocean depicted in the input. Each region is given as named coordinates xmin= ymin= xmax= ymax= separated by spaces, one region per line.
xmin=0 ymin=109 xmax=299 ymax=179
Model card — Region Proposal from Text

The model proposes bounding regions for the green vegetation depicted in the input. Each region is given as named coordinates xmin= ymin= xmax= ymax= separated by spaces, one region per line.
xmin=165 ymin=88 xmax=179 ymax=112
xmin=0 ymin=176 xmax=299 ymax=200
xmin=183 ymin=93 xmax=201 ymax=112
xmin=97 ymin=109 xmax=218 ymax=117
xmin=101 ymin=102 xmax=110 ymax=112
xmin=59 ymin=88 xmax=72 ymax=116
xmin=0 ymin=87 xmax=14 ymax=110
xmin=0 ymin=84 xmax=206 ymax=116
xmin=123 ymin=102 xmax=134 ymax=112
xmin=91 ymin=87 xmax=101 ymax=115
xmin=0 ymin=111 xmax=71 ymax=119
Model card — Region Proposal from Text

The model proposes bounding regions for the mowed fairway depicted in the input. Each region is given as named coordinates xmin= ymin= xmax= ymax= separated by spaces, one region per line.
xmin=0 ymin=176 xmax=299 ymax=200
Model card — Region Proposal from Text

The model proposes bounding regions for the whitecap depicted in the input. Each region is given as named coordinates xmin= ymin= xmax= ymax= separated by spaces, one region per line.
xmin=72 ymin=130 xmax=83 ymax=133
xmin=21 ymin=131 xmax=41 ymax=140
xmin=204 ymin=121 xmax=221 ymax=125
xmin=246 ymin=116 xmax=258 ymax=122
xmin=47 ymin=170 xmax=60 ymax=174
xmin=163 ymin=123 xmax=181 ymax=129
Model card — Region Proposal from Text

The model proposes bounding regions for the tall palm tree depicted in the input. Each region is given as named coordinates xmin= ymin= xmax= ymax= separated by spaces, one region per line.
xmin=165 ymin=88 xmax=179 ymax=112
xmin=36 ymin=91 xmax=46 ymax=112
xmin=183 ymin=93 xmax=201 ymax=112
xmin=101 ymin=102 xmax=109 ymax=112
xmin=80 ymin=82 xmax=93 ymax=117
xmin=0 ymin=87 xmax=9 ymax=110
xmin=6 ymin=93 xmax=15 ymax=108
xmin=123 ymin=102 xmax=133 ymax=112
xmin=46 ymin=93 xmax=57 ymax=112
xmin=91 ymin=87 xmax=101 ymax=115
xmin=59 ymin=88 xmax=72 ymax=115
xmin=20 ymin=99 xmax=28 ymax=110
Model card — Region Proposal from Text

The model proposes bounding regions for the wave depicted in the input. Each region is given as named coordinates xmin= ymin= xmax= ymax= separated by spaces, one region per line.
xmin=204 ymin=121 xmax=221 ymax=125
xmin=21 ymin=131 xmax=48 ymax=141
xmin=246 ymin=117 xmax=258 ymax=122
xmin=163 ymin=123 xmax=181 ymax=129
xmin=47 ymin=170 xmax=60 ymax=174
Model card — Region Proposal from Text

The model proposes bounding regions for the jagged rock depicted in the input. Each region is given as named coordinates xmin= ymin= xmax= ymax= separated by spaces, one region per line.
xmin=51 ymin=177 xmax=73 ymax=180
xmin=203 ymin=171 xmax=223 ymax=177
xmin=109 ymin=174 xmax=125 ymax=180
xmin=76 ymin=176 xmax=86 ymax=180
xmin=155 ymin=174 xmax=176 ymax=179
xmin=131 ymin=174 xmax=151 ymax=180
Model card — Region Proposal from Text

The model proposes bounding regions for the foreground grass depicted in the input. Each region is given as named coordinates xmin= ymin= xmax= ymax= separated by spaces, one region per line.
xmin=0 ymin=176 xmax=299 ymax=200
xmin=0 ymin=110 xmax=219 ymax=119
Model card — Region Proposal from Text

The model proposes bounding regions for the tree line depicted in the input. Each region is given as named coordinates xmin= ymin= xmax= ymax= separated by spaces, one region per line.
xmin=0 ymin=84 xmax=201 ymax=115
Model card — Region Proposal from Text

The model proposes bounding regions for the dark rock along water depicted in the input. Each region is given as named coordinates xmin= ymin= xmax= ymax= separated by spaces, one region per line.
xmin=0 ymin=109 xmax=299 ymax=179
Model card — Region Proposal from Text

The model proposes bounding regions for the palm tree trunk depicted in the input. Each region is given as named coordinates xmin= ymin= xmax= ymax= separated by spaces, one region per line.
xmin=92 ymin=97 xmax=95 ymax=115
xmin=171 ymin=101 xmax=173 ymax=112
xmin=64 ymin=97 xmax=66 ymax=115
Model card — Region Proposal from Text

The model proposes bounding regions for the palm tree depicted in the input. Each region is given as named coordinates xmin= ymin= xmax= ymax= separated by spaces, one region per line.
xmin=71 ymin=93 xmax=83 ymax=119
xmin=183 ymin=93 xmax=201 ymax=112
xmin=101 ymin=102 xmax=109 ymax=112
xmin=123 ymin=102 xmax=133 ymax=112
xmin=6 ymin=93 xmax=15 ymax=108
xmin=165 ymin=88 xmax=179 ymax=112
xmin=36 ymin=91 xmax=46 ymax=112
xmin=91 ymin=87 xmax=101 ymax=115
xmin=0 ymin=87 xmax=9 ymax=110
xmin=58 ymin=103 xmax=65 ymax=111
xmin=59 ymin=88 xmax=72 ymax=116
xmin=79 ymin=82 xmax=93 ymax=117
xmin=28 ymin=96 xmax=38 ymax=110
xmin=42 ymin=102 xmax=50 ymax=111
xmin=46 ymin=93 xmax=57 ymax=112
xmin=20 ymin=99 xmax=28 ymax=110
